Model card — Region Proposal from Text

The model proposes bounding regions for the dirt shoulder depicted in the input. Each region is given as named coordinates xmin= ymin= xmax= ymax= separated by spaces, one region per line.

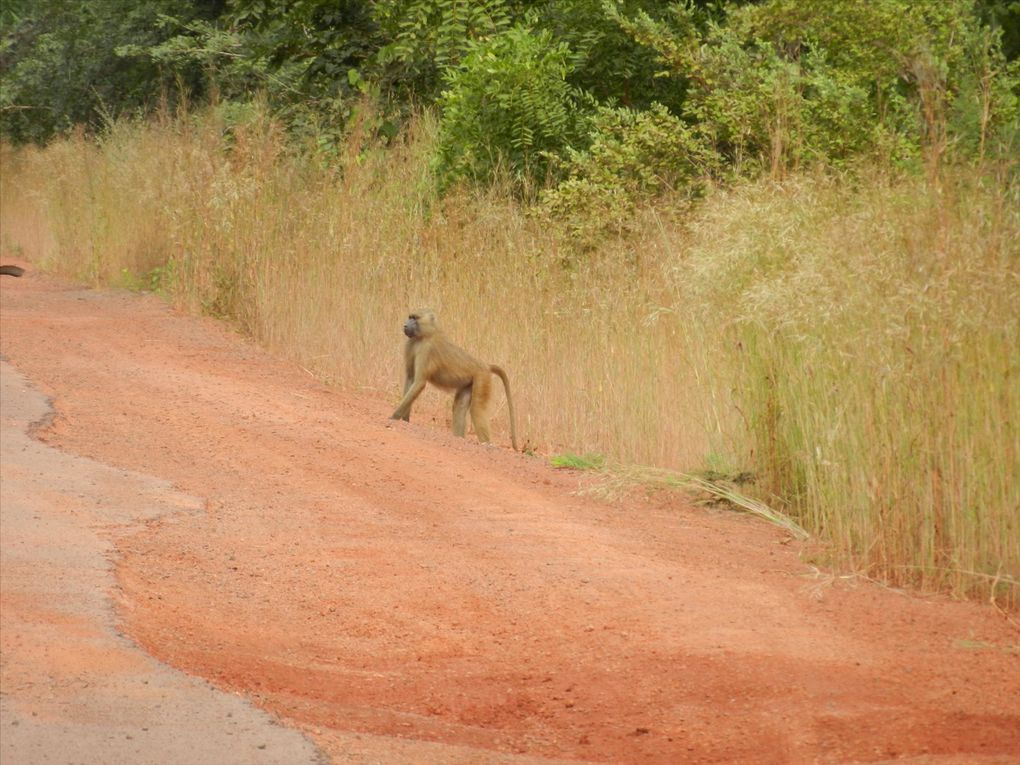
xmin=0 ymin=360 xmax=327 ymax=764
xmin=1 ymin=271 xmax=1018 ymax=765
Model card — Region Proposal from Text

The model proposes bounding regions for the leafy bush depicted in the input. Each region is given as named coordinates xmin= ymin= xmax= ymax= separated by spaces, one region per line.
xmin=374 ymin=0 xmax=510 ymax=99
xmin=540 ymin=103 xmax=716 ymax=246
xmin=608 ymin=0 xmax=1019 ymax=176
xmin=434 ymin=24 xmax=586 ymax=192
xmin=536 ymin=0 xmax=687 ymax=114
xmin=0 ymin=0 xmax=214 ymax=144
xmin=141 ymin=1 xmax=384 ymax=146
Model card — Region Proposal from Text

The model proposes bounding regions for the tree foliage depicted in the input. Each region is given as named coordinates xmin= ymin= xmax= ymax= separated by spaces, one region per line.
xmin=2 ymin=0 xmax=1016 ymax=195
xmin=434 ymin=23 xmax=585 ymax=191
xmin=374 ymin=0 xmax=511 ymax=99
xmin=0 ymin=0 xmax=220 ymax=144
xmin=540 ymin=103 xmax=718 ymax=245
xmin=608 ymin=0 xmax=1018 ymax=178
xmin=534 ymin=0 xmax=689 ymax=113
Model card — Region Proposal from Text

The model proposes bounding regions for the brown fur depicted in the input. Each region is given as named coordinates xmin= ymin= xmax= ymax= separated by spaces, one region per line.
xmin=390 ymin=310 xmax=519 ymax=450
xmin=0 ymin=265 xmax=25 ymax=277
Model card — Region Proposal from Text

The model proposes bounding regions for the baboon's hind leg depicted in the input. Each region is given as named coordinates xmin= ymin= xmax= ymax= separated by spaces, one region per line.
xmin=469 ymin=373 xmax=493 ymax=443
xmin=452 ymin=386 xmax=471 ymax=437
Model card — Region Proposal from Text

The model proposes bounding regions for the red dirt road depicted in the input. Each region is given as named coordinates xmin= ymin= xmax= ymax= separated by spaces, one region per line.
xmin=1 ymin=271 xmax=1018 ymax=764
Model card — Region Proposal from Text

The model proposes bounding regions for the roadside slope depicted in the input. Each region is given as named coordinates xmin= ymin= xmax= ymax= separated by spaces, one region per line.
xmin=1 ymin=272 xmax=1017 ymax=764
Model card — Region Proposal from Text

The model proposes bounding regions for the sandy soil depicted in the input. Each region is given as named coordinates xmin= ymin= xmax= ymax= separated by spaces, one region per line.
xmin=1 ymin=269 xmax=1018 ymax=765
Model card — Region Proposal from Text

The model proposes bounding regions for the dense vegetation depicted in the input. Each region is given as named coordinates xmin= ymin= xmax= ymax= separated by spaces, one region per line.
xmin=1 ymin=0 xmax=1017 ymax=607
xmin=4 ymin=1 xmax=1018 ymax=181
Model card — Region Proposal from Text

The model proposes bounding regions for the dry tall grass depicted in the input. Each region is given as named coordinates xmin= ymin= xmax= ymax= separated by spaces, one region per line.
xmin=673 ymin=172 xmax=1019 ymax=603
xmin=1 ymin=108 xmax=1016 ymax=606
xmin=0 ymin=111 xmax=720 ymax=467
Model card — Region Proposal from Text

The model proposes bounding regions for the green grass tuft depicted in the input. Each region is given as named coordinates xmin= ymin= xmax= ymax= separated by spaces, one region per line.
xmin=550 ymin=452 xmax=607 ymax=471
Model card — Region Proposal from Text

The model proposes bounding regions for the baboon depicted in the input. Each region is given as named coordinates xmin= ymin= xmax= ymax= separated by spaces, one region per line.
xmin=390 ymin=309 xmax=519 ymax=451
xmin=0 ymin=265 xmax=25 ymax=277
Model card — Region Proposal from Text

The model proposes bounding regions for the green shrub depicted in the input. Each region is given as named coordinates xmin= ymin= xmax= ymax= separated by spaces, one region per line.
xmin=434 ymin=24 xmax=586 ymax=192
xmin=374 ymin=0 xmax=510 ymax=99
xmin=540 ymin=103 xmax=716 ymax=247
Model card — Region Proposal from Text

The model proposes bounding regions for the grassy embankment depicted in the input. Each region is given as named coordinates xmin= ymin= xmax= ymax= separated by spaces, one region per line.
xmin=1 ymin=110 xmax=1016 ymax=607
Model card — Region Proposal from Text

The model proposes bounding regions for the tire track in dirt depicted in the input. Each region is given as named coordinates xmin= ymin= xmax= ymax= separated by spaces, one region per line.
xmin=1 ymin=272 xmax=1018 ymax=764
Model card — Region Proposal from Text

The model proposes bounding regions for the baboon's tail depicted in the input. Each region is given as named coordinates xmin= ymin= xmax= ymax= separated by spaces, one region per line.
xmin=0 ymin=265 xmax=25 ymax=277
xmin=489 ymin=365 xmax=520 ymax=451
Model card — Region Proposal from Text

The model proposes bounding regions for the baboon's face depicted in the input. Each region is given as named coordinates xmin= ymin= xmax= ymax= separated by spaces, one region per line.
xmin=404 ymin=310 xmax=437 ymax=339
